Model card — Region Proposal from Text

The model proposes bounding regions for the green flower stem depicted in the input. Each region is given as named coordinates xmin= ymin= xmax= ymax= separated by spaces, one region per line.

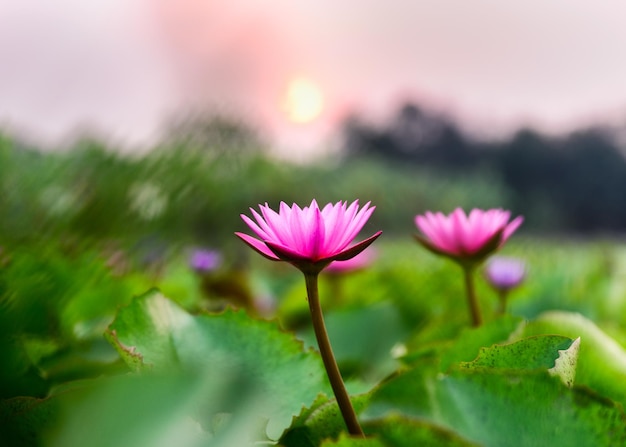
xmin=304 ymin=272 xmax=365 ymax=437
xmin=497 ymin=289 xmax=509 ymax=315
xmin=462 ymin=266 xmax=482 ymax=327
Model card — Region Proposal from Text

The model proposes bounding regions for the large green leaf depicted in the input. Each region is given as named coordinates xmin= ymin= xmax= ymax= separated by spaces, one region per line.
xmin=280 ymin=395 xmax=479 ymax=447
xmin=363 ymin=360 xmax=439 ymax=420
xmin=437 ymin=314 xmax=524 ymax=372
xmin=320 ymin=433 xmax=385 ymax=447
xmin=517 ymin=311 xmax=626 ymax=407
xmin=280 ymin=393 xmax=371 ymax=447
xmin=460 ymin=335 xmax=574 ymax=370
xmin=2 ymin=370 xmax=265 ymax=447
xmin=364 ymin=414 xmax=480 ymax=447
xmin=438 ymin=369 xmax=626 ymax=446
xmin=48 ymin=373 xmax=231 ymax=447
xmin=365 ymin=334 xmax=626 ymax=446
xmin=105 ymin=289 xmax=332 ymax=440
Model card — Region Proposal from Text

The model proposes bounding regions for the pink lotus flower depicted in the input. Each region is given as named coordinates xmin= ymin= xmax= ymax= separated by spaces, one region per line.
xmin=414 ymin=208 xmax=523 ymax=264
xmin=237 ymin=199 xmax=380 ymax=436
xmin=236 ymin=199 xmax=382 ymax=274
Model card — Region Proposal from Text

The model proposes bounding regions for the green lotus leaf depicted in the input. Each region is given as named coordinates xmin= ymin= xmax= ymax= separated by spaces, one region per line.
xmin=105 ymin=289 xmax=332 ymax=440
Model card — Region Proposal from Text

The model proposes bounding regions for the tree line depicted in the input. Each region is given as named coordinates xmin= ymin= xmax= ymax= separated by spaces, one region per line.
xmin=341 ymin=103 xmax=626 ymax=234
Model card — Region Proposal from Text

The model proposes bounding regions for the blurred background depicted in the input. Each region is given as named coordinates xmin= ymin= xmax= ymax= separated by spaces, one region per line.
xmin=3 ymin=0 xmax=626 ymax=242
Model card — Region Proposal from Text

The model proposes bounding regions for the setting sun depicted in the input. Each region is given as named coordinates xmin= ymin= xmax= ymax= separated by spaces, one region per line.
xmin=282 ymin=77 xmax=324 ymax=124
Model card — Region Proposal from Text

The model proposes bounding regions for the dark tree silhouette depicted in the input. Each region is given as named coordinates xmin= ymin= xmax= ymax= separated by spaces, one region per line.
xmin=342 ymin=102 xmax=475 ymax=168
xmin=342 ymin=101 xmax=626 ymax=234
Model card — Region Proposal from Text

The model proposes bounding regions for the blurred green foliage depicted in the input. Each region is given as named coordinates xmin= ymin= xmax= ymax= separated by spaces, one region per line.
xmin=2 ymin=125 xmax=626 ymax=446
xmin=0 ymin=129 xmax=508 ymax=252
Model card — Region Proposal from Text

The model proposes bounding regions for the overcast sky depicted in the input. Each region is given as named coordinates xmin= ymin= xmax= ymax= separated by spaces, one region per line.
xmin=2 ymin=0 xmax=626 ymax=157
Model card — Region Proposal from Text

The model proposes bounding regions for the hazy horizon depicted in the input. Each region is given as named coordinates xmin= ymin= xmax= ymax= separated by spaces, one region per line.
xmin=2 ymin=0 xmax=626 ymax=160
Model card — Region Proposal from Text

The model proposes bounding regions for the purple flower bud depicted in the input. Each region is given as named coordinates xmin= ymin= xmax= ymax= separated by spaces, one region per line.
xmin=484 ymin=256 xmax=526 ymax=291
xmin=190 ymin=249 xmax=222 ymax=273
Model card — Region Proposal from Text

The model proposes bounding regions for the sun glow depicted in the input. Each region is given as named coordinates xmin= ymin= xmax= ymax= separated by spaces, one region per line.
xmin=282 ymin=77 xmax=324 ymax=124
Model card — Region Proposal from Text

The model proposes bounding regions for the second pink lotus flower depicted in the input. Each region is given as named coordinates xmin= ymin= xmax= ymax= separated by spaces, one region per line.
xmin=414 ymin=207 xmax=523 ymax=327
xmin=414 ymin=208 xmax=523 ymax=265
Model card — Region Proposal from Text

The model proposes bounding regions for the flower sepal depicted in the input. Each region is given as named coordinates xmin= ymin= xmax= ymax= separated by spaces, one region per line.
xmin=266 ymin=230 xmax=382 ymax=275
xmin=414 ymin=227 xmax=505 ymax=269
